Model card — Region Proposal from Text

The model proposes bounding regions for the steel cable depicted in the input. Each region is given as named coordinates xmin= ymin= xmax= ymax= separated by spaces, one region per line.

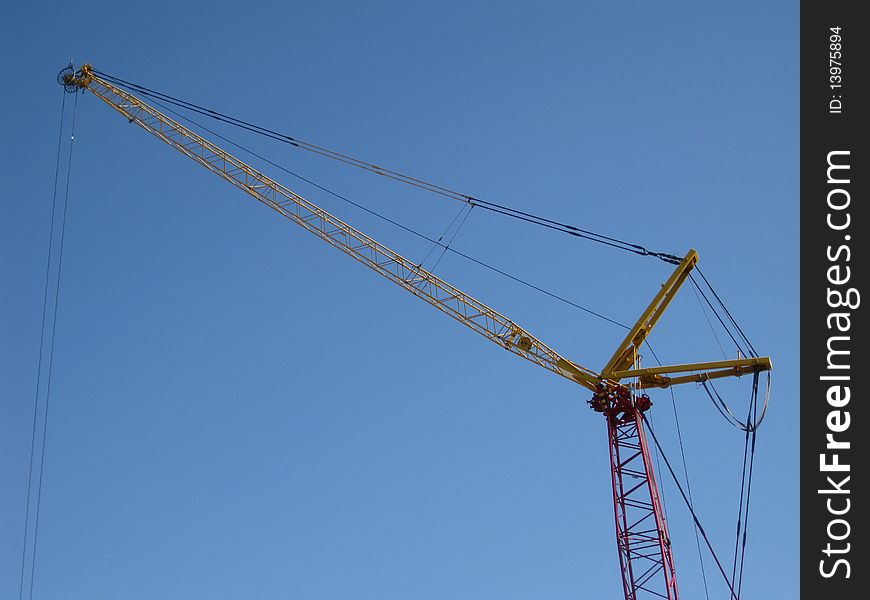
xmin=147 ymin=97 xmax=632 ymax=331
xmin=19 ymin=87 xmax=67 ymax=600
xmin=23 ymin=88 xmax=79 ymax=600
xmin=642 ymin=414 xmax=741 ymax=600
xmin=93 ymin=69 xmax=683 ymax=264
xmin=643 ymin=342 xmax=711 ymax=600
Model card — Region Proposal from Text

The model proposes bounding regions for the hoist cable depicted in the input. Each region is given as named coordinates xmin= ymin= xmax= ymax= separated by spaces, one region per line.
xmin=643 ymin=342 xmax=711 ymax=600
xmin=701 ymin=373 xmax=770 ymax=433
xmin=704 ymin=382 xmax=752 ymax=431
xmin=26 ymin=89 xmax=79 ymax=600
xmin=694 ymin=267 xmax=758 ymax=358
xmin=147 ymin=97 xmax=632 ymax=332
xmin=736 ymin=424 xmax=757 ymax=597
xmin=92 ymin=69 xmax=683 ymax=265
xmin=690 ymin=280 xmax=728 ymax=359
xmin=700 ymin=372 xmax=765 ymax=597
xmin=688 ymin=274 xmax=749 ymax=359
xmin=19 ymin=88 xmax=67 ymax=600
xmin=644 ymin=343 xmax=766 ymax=600
xmin=735 ymin=375 xmax=760 ymax=597
xmin=642 ymin=414 xmax=740 ymax=600
xmin=730 ymin=406 xmax=753 ymax=590
xmin=670 ymin=382 xmax=711 ymax=600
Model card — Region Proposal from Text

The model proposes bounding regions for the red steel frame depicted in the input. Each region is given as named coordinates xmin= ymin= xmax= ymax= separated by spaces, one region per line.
xmin=606 ymin=403 xmax=678 ymax=600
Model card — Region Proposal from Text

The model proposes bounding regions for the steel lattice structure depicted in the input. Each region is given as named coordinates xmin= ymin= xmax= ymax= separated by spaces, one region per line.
xmin=609 ymin=407 xmax=678 ymax=599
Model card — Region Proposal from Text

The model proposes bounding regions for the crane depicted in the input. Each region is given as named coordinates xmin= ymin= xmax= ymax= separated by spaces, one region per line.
xmin=60 ymin=64 xmax=772 ymax=600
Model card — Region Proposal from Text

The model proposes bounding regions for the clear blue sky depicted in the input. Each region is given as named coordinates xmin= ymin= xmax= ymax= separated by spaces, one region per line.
xmin=2 ymin=2 xmax=798 ymax=598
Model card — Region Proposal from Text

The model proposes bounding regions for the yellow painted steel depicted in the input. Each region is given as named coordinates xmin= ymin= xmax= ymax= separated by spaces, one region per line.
xmin=611 ymin=357 xmax=773 ymax=388
xmin=64 ymin=65 xmax=772 ymax=395
xmin=601 ymin=249 xmax=699 ymax=378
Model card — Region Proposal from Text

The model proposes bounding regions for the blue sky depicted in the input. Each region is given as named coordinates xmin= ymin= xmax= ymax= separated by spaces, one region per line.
xmin=2 ymin=2 xmax=798 ymax=599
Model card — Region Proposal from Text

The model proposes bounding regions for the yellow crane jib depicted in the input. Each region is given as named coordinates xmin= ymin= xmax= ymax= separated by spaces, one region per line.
xmin=61 ymin=63 xmax=773 ymax=600
xmin=60 ymin=64 xmax=771 ymax=402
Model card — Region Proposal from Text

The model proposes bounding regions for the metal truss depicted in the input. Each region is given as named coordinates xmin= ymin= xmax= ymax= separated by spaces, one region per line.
xmin=608 ymin=407 xmax=679 ymax=600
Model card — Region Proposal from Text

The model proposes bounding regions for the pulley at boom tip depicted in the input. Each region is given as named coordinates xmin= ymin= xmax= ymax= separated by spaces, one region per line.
xmin=58 ymin=63 xmax=95 ymax=93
